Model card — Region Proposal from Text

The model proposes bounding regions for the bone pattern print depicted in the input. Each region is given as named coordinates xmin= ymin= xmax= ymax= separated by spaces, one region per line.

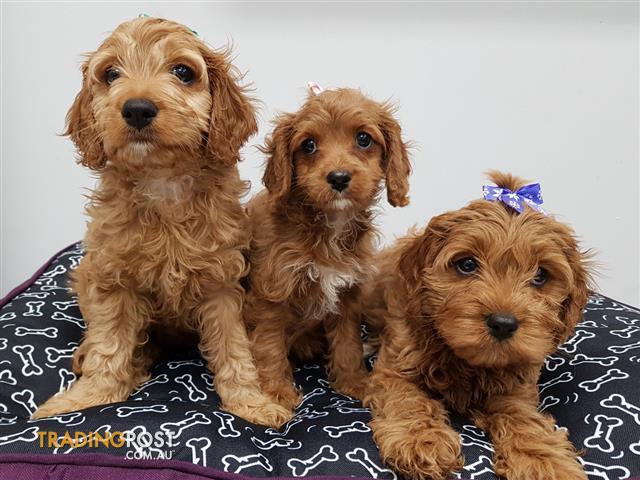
xmin=0 ymin=244 xmax=638 ymax=478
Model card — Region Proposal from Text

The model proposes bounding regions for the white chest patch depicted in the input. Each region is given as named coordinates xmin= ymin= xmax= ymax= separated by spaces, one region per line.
xmin=308 ymin=265 xmax=357 ymax=317
xmin=134 ymin=174 xmax=194 ymax=204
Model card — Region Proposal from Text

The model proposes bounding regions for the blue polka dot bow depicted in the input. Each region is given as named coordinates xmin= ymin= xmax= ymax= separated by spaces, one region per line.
xmin=482 ymin=183 xmax=546 ymax=215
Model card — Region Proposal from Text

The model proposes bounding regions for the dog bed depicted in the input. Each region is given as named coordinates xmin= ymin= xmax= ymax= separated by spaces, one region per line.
xmin=0 ymin=243 xmax=638 ymax=480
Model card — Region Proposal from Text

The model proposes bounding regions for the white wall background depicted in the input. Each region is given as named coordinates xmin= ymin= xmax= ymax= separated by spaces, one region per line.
xmin=1 ymin=2 xmax=639 ymax=305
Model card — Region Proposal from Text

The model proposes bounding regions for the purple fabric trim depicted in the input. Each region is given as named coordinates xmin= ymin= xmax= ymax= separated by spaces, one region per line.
xmin=0 ymin=242 xmax=79 ymax=309
xmin=0 ymin=453 xmax=389 ymax=480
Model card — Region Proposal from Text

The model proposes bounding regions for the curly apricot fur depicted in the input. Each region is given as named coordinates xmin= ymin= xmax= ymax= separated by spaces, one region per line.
xmin=364 ymin=171 xmax=592 ymax=480
xmin=33 ymin=17 xmax=289 ymax=428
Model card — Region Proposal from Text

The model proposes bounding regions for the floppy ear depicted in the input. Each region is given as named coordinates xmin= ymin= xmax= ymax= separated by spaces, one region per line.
xmin=261 ymin=113 xmax=295 ymax=201
xmin=398 ymin=213 xmax=451 ymax=317
xmin=64 ymin=61 xmax=106 ymax=170
xmin=378 ymin=103 xmax=411 ymax=207
xmin=201 ymin=46 xmax=258 ymax=166
xmin=398 ymin=213 xmax=450 ymax=286
xmin=558 ymin=244 xmax=592 ymax=344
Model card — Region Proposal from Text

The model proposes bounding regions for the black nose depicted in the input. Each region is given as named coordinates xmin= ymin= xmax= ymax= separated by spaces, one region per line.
xmin=121 ymin=99 xmax=158 ymax=130
xmin=485 ymin=313 xmax=519 ymax=341
xmin=326 ymin=170 xmax=351 ymax=192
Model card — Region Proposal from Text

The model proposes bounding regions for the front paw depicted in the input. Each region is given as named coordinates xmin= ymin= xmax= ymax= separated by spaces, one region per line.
xmin=373 ymin=420 xmax=463 ymax=480
xmin=31 ymin=395 xmax=80 ymax=419
xmin=31 ymin=391 xmax=106 ymax=419
xmin=333 ymin=377 xmax=367 ymax=401
xmin=266 ymin=383 xmax=302 ymax=411
xmin=32 ymin=377 xmax=134 ymax=419
xmin=226 ymin=398 xmax=294 ymax=429
xmin=494 ymin=451 xmax=587 ymax=480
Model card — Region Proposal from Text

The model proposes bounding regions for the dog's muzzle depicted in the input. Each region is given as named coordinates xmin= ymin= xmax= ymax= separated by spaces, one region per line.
xmin=326 ymin=170 xmax=351 ymax=192
xmin=485 ymin=313 xmax=519 ymax=341
xmin=122 ymin=98 xmax=158 ymax=130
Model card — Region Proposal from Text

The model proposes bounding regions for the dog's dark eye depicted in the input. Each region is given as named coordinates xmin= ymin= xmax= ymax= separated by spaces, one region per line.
xmin=301 ymin=138 xmax=317 ymax=155
xmin=356 ymin=132 xmax=372 ymax=149
xmin=455 ymin=257 xmax=478 ymax=275
xmin=105 ymin=67 xmax=120 ymax=86
xmin=171 ymin=64 xmax=195 ymax=84
xmin=532 ymin=267 xmax=549 ymax=287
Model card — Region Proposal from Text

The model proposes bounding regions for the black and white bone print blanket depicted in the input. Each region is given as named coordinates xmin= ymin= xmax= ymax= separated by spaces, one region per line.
xmin=0 ymin=243 xmax=638 ymax=479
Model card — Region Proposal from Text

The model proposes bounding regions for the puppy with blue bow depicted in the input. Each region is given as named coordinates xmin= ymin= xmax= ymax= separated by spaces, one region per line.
xmin=363 ymin=171 xmax=592 ymax=480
